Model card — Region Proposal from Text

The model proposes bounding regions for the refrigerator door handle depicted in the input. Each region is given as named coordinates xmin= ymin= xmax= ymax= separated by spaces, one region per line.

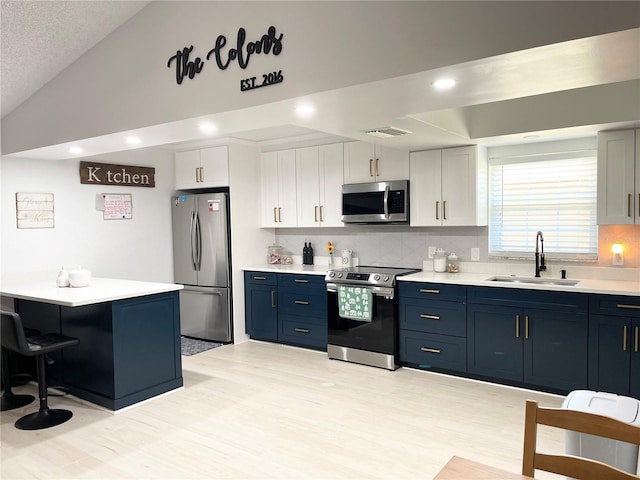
xmin=195 ymin=211 xmax=202 ymax=271
xmin=189 ymin=211 xmax=198 ymax=270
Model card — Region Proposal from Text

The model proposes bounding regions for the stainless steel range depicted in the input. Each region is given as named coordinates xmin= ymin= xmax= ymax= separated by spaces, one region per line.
xmin=325 ymin=266 xmax=419 ymax=370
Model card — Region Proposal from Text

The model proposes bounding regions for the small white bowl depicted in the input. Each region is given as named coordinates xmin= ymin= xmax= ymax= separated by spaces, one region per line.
xmin=69 ymin=268 xmax=91 ymax=288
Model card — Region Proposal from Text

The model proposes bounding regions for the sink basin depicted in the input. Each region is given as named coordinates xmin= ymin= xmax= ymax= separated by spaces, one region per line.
xmin=486 ymin=276 xmax=579 ymax=286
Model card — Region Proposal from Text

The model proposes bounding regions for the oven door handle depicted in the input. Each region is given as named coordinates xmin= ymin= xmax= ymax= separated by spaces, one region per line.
xmin=326 ymin=283 xmax=395 ymax=298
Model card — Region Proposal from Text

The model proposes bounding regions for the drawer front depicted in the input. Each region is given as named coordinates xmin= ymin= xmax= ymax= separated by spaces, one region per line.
xmin=590 ymin=294 xmax=640 ymax=317
xmin=245 ymin=271 xmax=277 ymax=285
xmin=399 ymin=299 xmax=466 ymax=336
xmin=398 ymin=282 xmax=466 ymax=301
xmin=278 ymin=290 xmax=327 ymax=318
xmin=277 ymin=273 xmax=326 ymax=288
xmin=399 ymin=330 xmax=466 ymax=372
xmin=467 ymin=286 xmax=588 ymax=312
xmin=278 ymin=314 xmax=327 ymax=350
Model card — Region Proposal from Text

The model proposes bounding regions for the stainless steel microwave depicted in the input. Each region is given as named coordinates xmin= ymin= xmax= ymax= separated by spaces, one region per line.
xmin=341 ymin=180 xmax=409 ymax=224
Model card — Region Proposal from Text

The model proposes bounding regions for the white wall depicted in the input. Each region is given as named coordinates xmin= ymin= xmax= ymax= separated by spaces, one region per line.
xmin=0 ymin=147 xmax=175 ymax=282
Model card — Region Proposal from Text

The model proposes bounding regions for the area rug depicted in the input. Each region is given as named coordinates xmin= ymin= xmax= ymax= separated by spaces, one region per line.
xmin=181 ymin=336 xmax=223 ymax=356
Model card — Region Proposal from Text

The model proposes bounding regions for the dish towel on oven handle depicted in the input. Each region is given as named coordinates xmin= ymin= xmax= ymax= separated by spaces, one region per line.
xmin=338 ymin=285 xmax=373 ymax=322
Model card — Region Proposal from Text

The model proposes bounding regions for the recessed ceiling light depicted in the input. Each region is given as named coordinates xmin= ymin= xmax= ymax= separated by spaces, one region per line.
xmin=295 ymin=103 xmax=315 ymax=118
xmin=199 ymin=122 xmax=218 ymax=134
xmin=432 ymin=78 xmax=456 ymax=90
xmin=69 ymin=146 xmax=83 ymax=154
xmin=126 ymin=136 xmax=141 ymax=145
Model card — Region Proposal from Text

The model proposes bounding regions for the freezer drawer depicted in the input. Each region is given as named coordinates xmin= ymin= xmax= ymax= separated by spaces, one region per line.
xmin=179 ymin=287 xmax=231 ymax=342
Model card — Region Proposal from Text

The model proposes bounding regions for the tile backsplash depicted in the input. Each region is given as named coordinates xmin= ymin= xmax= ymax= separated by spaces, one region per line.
xmin=274 ymin=225 xmax=640 ymax=269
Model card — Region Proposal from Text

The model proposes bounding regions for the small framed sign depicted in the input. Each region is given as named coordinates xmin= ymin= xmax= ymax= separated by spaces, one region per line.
xmin=16 ymin=192 xmax=54 ymax=229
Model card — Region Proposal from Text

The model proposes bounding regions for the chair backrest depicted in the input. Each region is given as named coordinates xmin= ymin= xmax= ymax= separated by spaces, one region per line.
xmin=1 ymin=311 xmax=32 ymax=356
xmin=522 ymin=399 xmax=640 ymax=480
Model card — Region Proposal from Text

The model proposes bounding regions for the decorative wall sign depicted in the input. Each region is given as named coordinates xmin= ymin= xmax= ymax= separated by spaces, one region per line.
xmin=80 ymin=161 xmax=155 ymax=188
xmin=16 ymin=192 xmax=55 ymax=229
xmin=167 ymin=25 xmax=284 ymax=92
xmin=95 ymin=193 xmax=133 ymax=220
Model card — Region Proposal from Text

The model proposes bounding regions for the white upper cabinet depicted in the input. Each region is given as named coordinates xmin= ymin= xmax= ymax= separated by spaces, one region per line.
xmin=597 ymin=129 xmax=640 ymax=225
xmin=296 ymin=143 xmax=344 ymax=227
xmin=260 ymin=149 xmax=297 ymax=228
xmin=175 ymin=146 xmax=229 ymax=189
xmin=343 ymin=141 xmax=409 ymax=184
xmin=410 ymin=145 xmax=487 ymax=227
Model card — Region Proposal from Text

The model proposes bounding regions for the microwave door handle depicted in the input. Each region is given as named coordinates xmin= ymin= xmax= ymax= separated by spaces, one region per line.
xmin=384 ymin=186 xmax=390 ymax=218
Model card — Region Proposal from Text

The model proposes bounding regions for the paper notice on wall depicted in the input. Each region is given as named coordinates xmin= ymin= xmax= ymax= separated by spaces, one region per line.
xmin=96 ymin=193 xmax=132 ymax=220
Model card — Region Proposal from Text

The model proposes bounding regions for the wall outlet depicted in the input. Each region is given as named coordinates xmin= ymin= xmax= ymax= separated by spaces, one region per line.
xmin=428 ymin=246 xmax=437 ymax=259
xmin=471 ymin=247 xmax=480 ymax=261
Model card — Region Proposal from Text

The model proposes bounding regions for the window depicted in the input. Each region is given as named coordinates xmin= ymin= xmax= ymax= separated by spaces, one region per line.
xmin=488 ymin=139 xmax=598 ymax=260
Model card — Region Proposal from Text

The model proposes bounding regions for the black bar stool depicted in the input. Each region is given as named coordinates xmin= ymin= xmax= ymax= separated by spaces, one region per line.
xmin=0 ymin=311 xmax=79 ymax=430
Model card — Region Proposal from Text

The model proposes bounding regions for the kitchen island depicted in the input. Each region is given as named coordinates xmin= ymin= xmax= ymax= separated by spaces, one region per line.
xmin=1 ymin=274 xmax=184 ymax=411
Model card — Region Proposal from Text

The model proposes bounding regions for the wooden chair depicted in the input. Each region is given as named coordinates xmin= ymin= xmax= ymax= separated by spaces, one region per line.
xmin=522 ymin=399 xmax=640 ymax=480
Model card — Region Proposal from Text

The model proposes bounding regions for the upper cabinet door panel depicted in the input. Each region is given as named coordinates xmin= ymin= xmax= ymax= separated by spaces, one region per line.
xmin=410 ymin=150 xmax=442 ymax=226
xmin=296 ymin=146 xmax=321 ymax=227
xmin=175 ymin=150 xmax=201 ymax=190
xmin=343 ymin=141 xmax=376 ymax=184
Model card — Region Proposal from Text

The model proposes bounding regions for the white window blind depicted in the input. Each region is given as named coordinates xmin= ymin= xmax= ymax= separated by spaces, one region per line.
xmin=489 ymin=149 xmax=598 ymax=259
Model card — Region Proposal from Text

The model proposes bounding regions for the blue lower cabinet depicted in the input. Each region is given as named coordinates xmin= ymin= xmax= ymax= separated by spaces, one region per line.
xmin=279 ymin=314 xmax=327 ymax=350
xmin=244 ymin=272 xmax=278 ymax=341
xmin=399 ymin=330 xmax=466 ymax=372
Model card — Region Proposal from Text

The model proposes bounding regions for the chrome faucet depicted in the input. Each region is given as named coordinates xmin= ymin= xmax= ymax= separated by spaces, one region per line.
xmin=535 ymin=231 xmax=546 ymax=277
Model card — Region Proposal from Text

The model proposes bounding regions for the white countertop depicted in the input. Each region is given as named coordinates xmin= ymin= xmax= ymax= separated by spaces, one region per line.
xmin=1 ymin=274 xmax=183 ymax=307
xmin=243 ymin=264 xmax=640 ymax=296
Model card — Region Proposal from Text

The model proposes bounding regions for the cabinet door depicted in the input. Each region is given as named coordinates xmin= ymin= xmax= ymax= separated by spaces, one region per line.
xmin=467 ymin=304 xmax=523 ymax=382
xmin=597 ymin=129 xmax=636 ymax=225
xmin=175 ymin=150 xmax=201 ymax=189
xmin=296 ymin=146 xmax=321 ymax=227
xmin=319 ymin=143 xmax=344 ymax=227
xmin=245 ymin=282 xmax=278 ymax=341
xmin=199 ymin=146 xmax=229 ymax=187
xmin=588 ymin=314 xmax=631 ymax=396
xmin=375 ymin=145 xmax=409 ymax=181
xmin=631 ymin=318 xmax=640 ymax=399
xmin=277 ymin=149 xmax=298 ymax=227
xmin=260 ymin=152 xmax=280 ymax=227
xmin=343 ymin=141 xmax=376 ymax=184
xmin=409 ymin=150 xmax=442 ymax=226
xmin=442 ymin=146 xmax=479 ymax=226
xmin=523 ymin=309 xmax=588 ymax=391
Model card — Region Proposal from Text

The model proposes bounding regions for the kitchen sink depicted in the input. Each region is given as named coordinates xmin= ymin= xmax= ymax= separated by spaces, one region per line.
xmin=486 ymin=275 xmax=580 ymax=286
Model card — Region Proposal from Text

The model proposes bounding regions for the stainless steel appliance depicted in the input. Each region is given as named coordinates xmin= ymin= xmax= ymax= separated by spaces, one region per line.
xmin=172 ymin=192 xmax=231 ymax=342
xmin=341 ymin=180 xmax=409 ymax=224
xmin=325 ymin=265 xmax=419 ymax=370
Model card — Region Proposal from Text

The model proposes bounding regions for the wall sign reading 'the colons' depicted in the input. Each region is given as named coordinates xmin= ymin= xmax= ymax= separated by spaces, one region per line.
xmin=167 ymin=25 xmax=284 ymax=92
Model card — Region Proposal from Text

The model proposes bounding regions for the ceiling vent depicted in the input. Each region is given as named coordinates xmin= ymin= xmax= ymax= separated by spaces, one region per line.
xmin=362 ymin=126 xmax=412 ymax=139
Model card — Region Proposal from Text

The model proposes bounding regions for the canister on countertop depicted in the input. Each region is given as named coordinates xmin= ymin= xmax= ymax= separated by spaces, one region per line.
xmin=268 ymin=245 xmax=284 ymax=264
xmin=447 ymin=253 xmax=460 ymax=273
xmin=433 ymin=248 xmax=447 ymax=272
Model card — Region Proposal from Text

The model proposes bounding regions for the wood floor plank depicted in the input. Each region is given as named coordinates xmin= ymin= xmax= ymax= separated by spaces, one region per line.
xmin=1 ymin=341 xmax=564 ymax=479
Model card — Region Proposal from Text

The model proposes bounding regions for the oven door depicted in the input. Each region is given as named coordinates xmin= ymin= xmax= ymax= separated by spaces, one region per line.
xmin=326 ymin=282 xmax=397 ymax=355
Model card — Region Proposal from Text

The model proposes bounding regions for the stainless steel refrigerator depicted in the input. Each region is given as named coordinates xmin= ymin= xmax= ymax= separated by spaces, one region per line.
xmin=172 ymin=192 xmax=232 ymax=342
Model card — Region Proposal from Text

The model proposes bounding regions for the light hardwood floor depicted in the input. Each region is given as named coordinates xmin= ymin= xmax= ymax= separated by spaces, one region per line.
xmin=1 ymin=341 xmax=564 ymax=479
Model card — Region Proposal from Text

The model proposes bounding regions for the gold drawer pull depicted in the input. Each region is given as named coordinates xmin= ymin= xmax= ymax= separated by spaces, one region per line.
xmin=420 ymin=314 xmax=440 ymax=320
xmin=421 ymin=347 xmax=441 ymax=354
xmin=295 ymin=328 xmax=310 ymax=334
xmin=294 ymin=279 xmax=309 ymax=283
xmin=294 ymin=300 xmax=310 ymax=305
xmin=617 ymin=304 xmax=640 ymax=310
xmin=516 ymin=315 xmax=520 ymax=338
xmin=253 ymin=276 xmax=267 ymax=280
xmin=623 ymin=325 xmax=628 ymax=351
xmin=271 ymin=291 xmax=276 ymax=308
xmin=635 ymin=326 xmax=639 ymax=353
xmin=525 ymin=315 xmax=530 ymax=339
xmin=419 ymin=289 xmax=440 ymax=294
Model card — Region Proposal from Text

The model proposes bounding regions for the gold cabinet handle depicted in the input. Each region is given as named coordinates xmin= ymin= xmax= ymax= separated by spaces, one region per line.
xmin=375 ymin=158 xmax=379 ymax=177
xmin=419 ymin=289 xmax=440 ymax=294
xmin=369 ymin=158 xmax=373 ymax=177
xmin=624 ymin=325 xmax=628 ymax=351
xmin=278 ymin=207 xmax=282 ymax=222
xmin=617 ymin=304 xmax=640 ymax=310
xmin=420 ymin=314 xmax=440 ymax=320
xmin=435 ymin=201 xmax=440 ymax=220
xmin=319 ymin=206 xmax=324 ymax=222
xmin=271 ymin=291 xmax=276 ymax=308
xmin=421 ymin=347 xmax=441 ymax=354
xmin=294 ymin=300 xmax=310 ymax=305
xmin=314 ymin=206 xmax=318 ymax=222
xmin=273 ymin=207 xmax=278 ymax=223
xmin=635 ymin=326 xmax=639 ymax=353
xmin=199 ymin=166 xmax=204 ymax=183
xmin=294 ymin=279 xmax=309 ymax=283
xmin=516 ymin=315 xmax=520 ymax=338
xmin=525 ymin=315 xmax=530 ymax=339
xmin=443 ymin=200 xmax=447 ymax=220
xmin=295 ymin=328 xmax=310 ymax=334
xmin=628 ymin=193 xmax=633 ymax=217
xmin=195 ymin=168 xmax=199 ymax=183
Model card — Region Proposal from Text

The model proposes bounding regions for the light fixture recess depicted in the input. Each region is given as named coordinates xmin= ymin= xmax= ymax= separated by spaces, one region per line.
xmin=432 ymin=78 xmax=456 ymax=90
xmin=126 ymin=136 xmax=141 ymax=145
xmin=199 ymin=122 xmax=218 ymax=134
xmin=295 ymin=103 xmax=315 ymax=118
xmin=69 ymin=146 xmax=83 ymax=154
xmin=362 ymin=126 xmax=412 ymax=139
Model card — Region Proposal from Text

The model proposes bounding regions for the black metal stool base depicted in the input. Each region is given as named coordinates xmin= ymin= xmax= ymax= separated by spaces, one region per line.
xmin=15 ymin=407 xmax=73 ymax=430
xmin=1 ymin=392 xmax=35 ymax=411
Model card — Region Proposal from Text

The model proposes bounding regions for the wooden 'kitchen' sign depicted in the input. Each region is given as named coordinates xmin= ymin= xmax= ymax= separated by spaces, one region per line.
xmin=79 ymin=161 xmax=155 ymax=188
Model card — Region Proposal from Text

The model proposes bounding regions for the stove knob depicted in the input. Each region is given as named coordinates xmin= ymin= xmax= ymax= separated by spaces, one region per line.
xmin=384 ymin=276 xmax=390 ymax=282
xmin=328 ymin=272 xmax=335 ymax=278
xmin=337 ymin=273 xmax=343 ymax=278
xmin=374 ymin=274 xmax=381 ymax=281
